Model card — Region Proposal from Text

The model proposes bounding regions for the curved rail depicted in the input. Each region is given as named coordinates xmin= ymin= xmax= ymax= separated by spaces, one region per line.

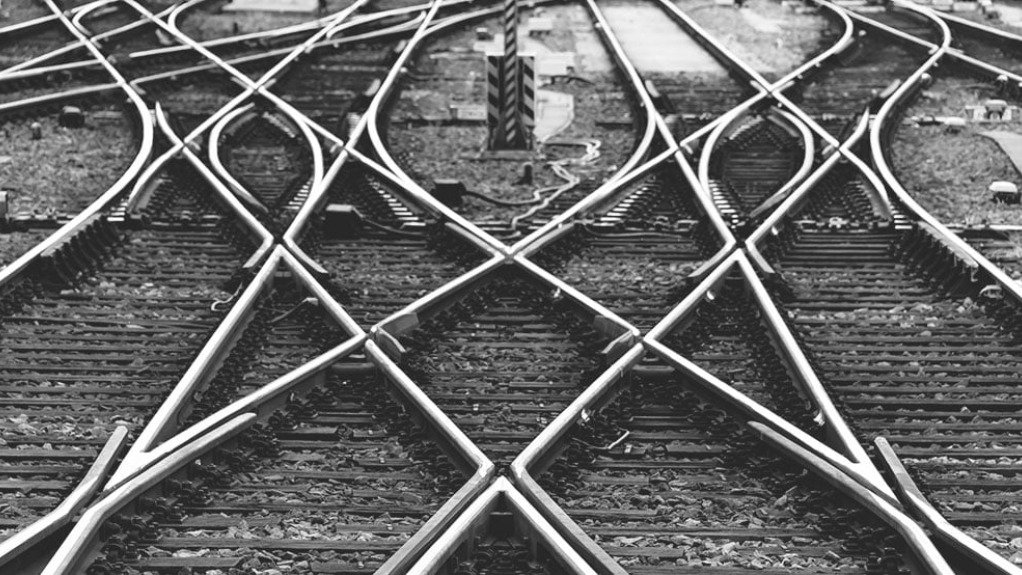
xmin=874 ymin=437 xmax=1022 ymax=575
xmin=120 ymin=0 xmax=370 ymax=209
xmin=645 ymin=249 xmax=892 ymax=491
xmin=0 ymin=1 xmax=178 ymax=76
xmin=283 ymin=0 xmax=513 ymax=265
xmin=152 ymin=104 xmax=275 ymax=267
xmin=752 ymin=422 xmax=954 ymax=575
xmin=207 ymin=102 xmax=325 ymax=215
xmin=207 ymin=105 xmax=272 ymax=213
xmin=0 ymin=0 xmax=156 ymax=291
xmin=409 ymin=477 xmax=597 ymax=574
xmin=865 ymin=0 xmax=1022 ymax=311
xmin=745 ymin=109 xmax=874 ymax=272
xmin=504 ymin=0 xmax=665 ymax=252
xmin=39 ymin=414 xmax=258 ymax=575
xmin=0 ymin=427 xmax=129 ymax=570
xmin=697 ymin=107 xmax=816 ymax=223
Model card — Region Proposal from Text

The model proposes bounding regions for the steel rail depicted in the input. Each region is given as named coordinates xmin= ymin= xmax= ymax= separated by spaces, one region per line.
xmin=734 ymin=245 xmax=880 ymax=477
xmin=859 ymin=0 xmax=1022 ymax=311
xmin=107 ymin=134 xmax=360 ymax=486
xmin=504 ymin=249 xmax=926 ymax=574
xmin=70 ymin=0 xmax=115 ymax=35
xmin=373 ymin=253 xmax=504 ymax=338
xmin=875 ymin=437 xmax=1022 ymax=575
xmin=280 ymin=0 xmax=644 ymax=263
xmin=664 ymin=0 xmax=854 ymax=154
xmin=644 ymin=0 xmax=901 ymax=223
xmin=0 ymin=81 xmax=118 ymax=112
xmin=516 ymin=0 xmax=858 ymax=258
xmin=657 ymin=0 xmax=899 ymax=218
xmin=365 ymin=245 xmax=638 ymax=365
xmin=0 ymin=2 xmax=418 ymax=84
xmin=511 ymin=345 xmax=644 ymax=575
xmin=858 ymin=9 xmax=1022 ymax=571
xmin=740 ymin=6 xmax=1022 ymax=567
xmin=645 ymin=248 xmax=890 ymax=488
xmin=736 ymin=8 xmax=1022 ymax=569
xmin=150 ymin=104 xmax=276 ymax=268
xmin=51 ymin=278 xmax=487 ymax=574
xmin=0 ymin=427 xmax=129 ymax=570
xmin=649 ymin=0 xmax=769 ymax=88
xmin=283 ymin=0 xmax=514 ymax=267
xmin=502 ymin=0 xmax=665 ymax=253
xmin=207 ymin=98 xmax=325 ymax=215
xmin=749 ymin=109 xmax=820 ymax=219
xmin=697 ymin=106 xmax=816 ymax=223
xmin=105 ymin=331 xmax=368 ymax=493
xmin=510 ymin=329 xmax=953 ymax=574
xmin=119 ymin=0 xmax=371 ymax=210
xmin=107 ymin=0 xmax=354 ymax=203
xmin=126 ymin=0 xmax=485 ymax=60
xmin=0 ymin=1 xmax=179 ymax=77
xmin=514 ymin=254 xmax=639 ymax=340
xmin=366 ymin=339 xmax=498 ymax=574
xmin=409 ymin=476 xmax=598 ymax=574
xmin=101 ymin=16 xmax=421 ymax=101
xmin=643 ymin=249 xmax=898 ymax=500
xmin=745 ymin=108 xmax=874 ymax=274
xmin=38 ymin=413 xmax=257 ymax=575
xmin=0 ymin=0 xmax=155 ymax=292
xmin=751 ymin=422 xmax=955 ymax=575
xmin=344 ymin=0 xmax=734 ymax=346
xmin=647 ymin=333 xmax=903 ymax=505
xmin=108 ymin=249 xmax=284 ymax=484
xmin=0 ymin=12 xmax=59 ymax=37
xmin=206 ymin=104 xmax=272 ymax=214
xmin=813 ymin=0 xmax=1022 ymax=83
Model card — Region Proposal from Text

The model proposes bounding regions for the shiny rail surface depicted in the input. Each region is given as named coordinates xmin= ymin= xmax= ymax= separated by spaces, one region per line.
xmin=1 ymin=0 xmax=1022 ymax=573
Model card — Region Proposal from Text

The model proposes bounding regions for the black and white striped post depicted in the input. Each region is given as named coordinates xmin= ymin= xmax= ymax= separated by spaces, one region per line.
xmin=485 ymin=0 xmax=533 ymax=150
xmin=501 ymin=0 xmax=522 ymax=147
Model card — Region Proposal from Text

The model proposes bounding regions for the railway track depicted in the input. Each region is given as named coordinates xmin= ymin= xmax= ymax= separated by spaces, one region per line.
xmin=397 ymin=271 xmax=615 ymax=468
xmin=856 ymin=5 xmax=943 ymax=44
xmin=5 ymin=0 xmax=1022 ymax=572
xmin=82 ymin=370 xmax=467 ymax=575
xmin=385 ymin=3 xmax=640 ymax=236
xmin=754 ymin=160 xmax=1022 ymax=565
xmin=298 ymin=164 xmax=490 ymax=329
xmin=785 ymin=24 xmax=927 ymax=136
xmin=596 ymin=0 xmax=753 ymax=137
xmin=0 ymin=164 xmax=257 ymax=539
xmin=529 ymin=164 xmax=722 ymax=332
xmin=537 ymin=367 xmax=915 ymax=574
xmin=704 ymin=111 xmax=808 ymax=226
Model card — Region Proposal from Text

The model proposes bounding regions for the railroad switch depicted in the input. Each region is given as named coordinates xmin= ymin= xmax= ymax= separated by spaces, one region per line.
xmin=990 ymin=181 xmax=1020 ymax=204
xmin=59 ymin=106 xmax=85 ymax=129
xmin=30 ymin=121 xmax=42 ymax=140
xmin=323 ymin=204 xmax=362 ymax=238
xmin=432 ymin=179 xmax=467 ymax=207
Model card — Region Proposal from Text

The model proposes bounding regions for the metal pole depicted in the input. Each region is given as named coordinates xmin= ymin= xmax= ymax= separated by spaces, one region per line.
xmin=502 ymin=0 xmax=521 ymax=148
